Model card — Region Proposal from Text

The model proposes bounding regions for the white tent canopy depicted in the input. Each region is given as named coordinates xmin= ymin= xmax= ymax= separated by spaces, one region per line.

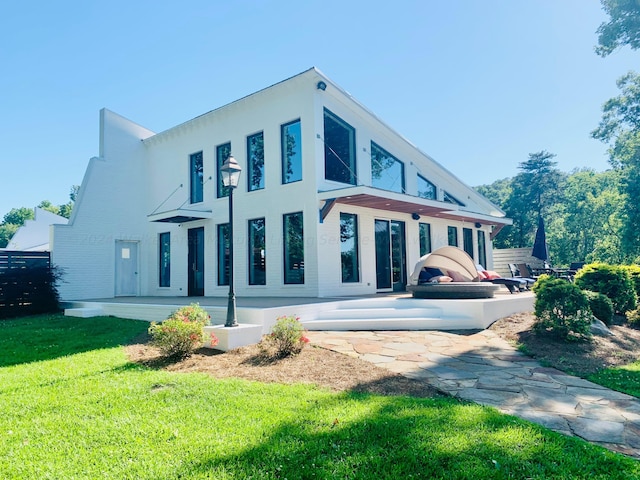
xmin=409 ymin=246 xmax=480 ymax=285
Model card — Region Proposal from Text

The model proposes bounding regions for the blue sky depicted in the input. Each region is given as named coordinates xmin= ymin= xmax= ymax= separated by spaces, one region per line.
xmin=0 ymin=0 xmax=637 ymax=216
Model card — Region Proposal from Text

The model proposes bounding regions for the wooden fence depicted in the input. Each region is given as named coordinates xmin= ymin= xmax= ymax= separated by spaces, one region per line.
xmin=0 ymin=251 xmax=60 ymax=319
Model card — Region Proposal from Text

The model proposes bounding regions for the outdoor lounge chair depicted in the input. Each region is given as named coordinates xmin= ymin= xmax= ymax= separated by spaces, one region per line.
xmin=476 ymin=265 xmax=528 ymax=294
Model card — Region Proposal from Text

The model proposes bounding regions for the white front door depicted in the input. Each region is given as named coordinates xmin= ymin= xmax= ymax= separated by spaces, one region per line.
xmin=115 ymin=241 xmax=139 ymax=296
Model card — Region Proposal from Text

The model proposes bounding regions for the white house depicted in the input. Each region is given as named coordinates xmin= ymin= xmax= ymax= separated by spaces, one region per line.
xmin=52 ymin=67 xmax=510 ymax=301
xmin=6 ymin=207 xmax=68 ymax=251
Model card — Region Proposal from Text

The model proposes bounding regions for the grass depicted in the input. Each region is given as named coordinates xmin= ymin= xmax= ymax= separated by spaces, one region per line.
xmin=589 ymin=361 xmax=640 ymax=397
xmin=1 ymin=314 xmax=639 ymax=479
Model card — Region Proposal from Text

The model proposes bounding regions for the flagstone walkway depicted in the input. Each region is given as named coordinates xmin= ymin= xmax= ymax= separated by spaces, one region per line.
xmin=306 ymin=329 xmax=640 ymax=459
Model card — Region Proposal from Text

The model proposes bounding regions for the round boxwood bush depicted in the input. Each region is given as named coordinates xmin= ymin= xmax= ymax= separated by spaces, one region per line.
xmin=533 ymin=276 xmax=592 ymax=341
xmin=574 ymin=263 xmax=636 ymax=315
xmin=583 ymin=290 xmax=614 ymax=325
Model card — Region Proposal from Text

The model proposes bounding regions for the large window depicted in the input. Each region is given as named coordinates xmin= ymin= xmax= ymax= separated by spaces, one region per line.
xmin=417 ymin=174 xmax=436 ymax=200
xmin=216 ymin=142 xmax=232 ymax=198
xmin=463 ymin=227 xmax=474 ymax=260
xmin=324 ymin=109 xmax=356 ymax=185
xmin=247 ymin=132 xmax=265 ymax=191
xmin=248 ymin=218 xmax=266 ymax=285
xmin=340 ymin=213 xmax=359 ymax=283
xmin=371 ymin=142 xmax=404 ymax=193
xmin=281 ymin=120 xmax=302 ymax=184
xmin=444 ymin=191 xmax=465 ymax=206
xmin=419 ymin=222 xmax=432 ymax=256
xmin=477 ymin=230 xmax=487 ymax=269
xmin=190 ymin=151 xmax=203 ymax=204
xmin=283 ymin=212 xmax=304 ymax=284
xmin=447 ymin=226 xmax=458 ymax=247
xmin=217 ymin=223 xmax=230 ymax=286
xmin=159 ymin=232 xmax=170 ymax=287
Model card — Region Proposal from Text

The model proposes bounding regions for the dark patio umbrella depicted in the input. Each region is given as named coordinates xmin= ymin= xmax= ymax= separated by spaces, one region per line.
xmin=532 ymin=215 xmax=548 ymax=261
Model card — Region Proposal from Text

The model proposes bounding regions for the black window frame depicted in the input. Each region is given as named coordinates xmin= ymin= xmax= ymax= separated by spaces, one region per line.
xmin=189 ymin=151 xmax=204 ymax=204
xmin=340 ymin=212 xmax=360 ymax=283
xmin=371 ymin=141 xmax=405 ymax=193
xmin=217 ymin=223 xmax=230 ymax=286
xmin=417 ymin=174 xmax=437 ymax=200
xmin=447 ymin=226 xmax=458 ymax=247
xmin=216 ymin=142 xmax=232 ymax=198
xmin=281 ymin=119 xmax=302 ymax=184
xmin=419 ymin=222 xmax=432 ymax=256
xmin=283 ymin=211 xmax=304 ymax=284
xmin=324 ymin=108 xmax=357 ymax=185
xmin=247 ymin=131 xmax=265 ymax=192
xmin=159 ymin=232 xmax=170 ymax=287
xmin=248 ymin=217 xmax=266 ymax=286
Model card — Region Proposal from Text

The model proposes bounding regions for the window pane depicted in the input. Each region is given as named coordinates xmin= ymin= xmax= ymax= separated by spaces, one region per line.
xmin=217 ymin=223 xmax=230 ymax=285
xmin=249 ymin=218 xmax=266 ymax=285
xmin=159 ymin=232 xmax=170 ymax=287
xmin=190 ymin=151 xmax=203 ymax=203
xmin=217 ymin=143 xmax=232 ymax=198
xmin=448 ymin=226 xmax=458 ymax=247
xmin=282 ymin=120 xmax=302 ymax=184
xmin=247 ymin=132 xmax=265 ymax=191
xmin=340 ymin=213 xmax=359 ymax=283
xmin=371 ymin=142 xmax=404 ymax=193
xmin=419 ymin=223 xmax=431 ymax=256
xmin=463 ymin=227 xmax=474 ymax=260
xmin=444 ymin=191 xmax=465 ymax=206
xmin=417 ymin=175 xmax=436 ymax=200
xmin=324 ymin=109 xmax=356 ymax=185
xmin=283 ymin=212 xmax=304 ymax=284
xmin=477 ymin=230 xmax=487 ymax=269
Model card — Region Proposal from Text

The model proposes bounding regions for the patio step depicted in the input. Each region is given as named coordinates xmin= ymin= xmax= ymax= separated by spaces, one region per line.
xmin=64 ymin=307 xmax=104 ymax=318
xmin=303 ymin=316 xmax=450 ymax=331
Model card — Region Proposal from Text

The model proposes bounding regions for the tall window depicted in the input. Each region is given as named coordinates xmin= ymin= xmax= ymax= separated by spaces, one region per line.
xmin=477 ymin=230 xmax=487 ymax=269
xmin=190 ymin=151 xmax=203 ymax=204
xmin=247 ymin=132 xmax=265 ymax=191
xmin=463 ymin=227 xmax=474 ymax=260
xmin=417 ymin=174 xmax=436 ymax=200
xmin=216 ymin=142 xmax=232 ymax=198
xmin=159 ymin=232 xmax=170 ymax=287
xmin=448 ymin=226 xmax=458 ymax=247
xmin=283 ymin=212 xmax=304 ymax=284
xmin=444 ymin=191 xmax=465 ymax=206
xmin=419 ymin=223 xmax=432 ymax=256
xmin=282 ymin=119 xmax=302 ymax=184
xmin=324 ymin=109 xmax=356 ymax=185
xmin=340 ymin=213 xmax=359 ymax=283
xmin=248 ymin=218 xmax=266 ymax=285
xmin=371 ymin=142 xmax=404 ymax=193
xmin=217 ymin=223 xmax=230 ymax=286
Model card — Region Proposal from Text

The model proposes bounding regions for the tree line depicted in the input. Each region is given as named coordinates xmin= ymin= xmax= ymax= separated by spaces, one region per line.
xmin=477 ymin=1 xmax=640 ymax=266
xmin=0 ymin=186 xmax=78 ymax=248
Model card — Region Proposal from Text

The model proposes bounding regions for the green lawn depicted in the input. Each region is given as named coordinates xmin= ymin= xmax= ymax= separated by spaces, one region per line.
xmin=589 ymin=361 xmax=640 ymax=397
xmin=0 ymin=314 xmax=638 ymax=479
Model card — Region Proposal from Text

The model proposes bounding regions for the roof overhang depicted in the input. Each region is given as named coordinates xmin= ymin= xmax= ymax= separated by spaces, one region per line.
xmin=148 ymin=208 xmax=213 ymax=223
xmin=318 ymin=186 xmax=511 ymax=234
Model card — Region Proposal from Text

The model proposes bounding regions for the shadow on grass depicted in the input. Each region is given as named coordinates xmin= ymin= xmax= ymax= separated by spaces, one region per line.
xmin=171 ymin=392 xmax=636 ymax=479
xmin=0 ymin=314 xmax=150 ymax=367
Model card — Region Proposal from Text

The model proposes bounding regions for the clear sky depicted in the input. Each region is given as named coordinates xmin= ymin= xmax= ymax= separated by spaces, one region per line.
xmin=1 ymin=0 xmax=637 ymax=217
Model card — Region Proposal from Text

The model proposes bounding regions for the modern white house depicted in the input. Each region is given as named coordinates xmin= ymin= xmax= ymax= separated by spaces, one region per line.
xmin=6 ymin=207 xmax=68 ymax=251
xmin=52 ymin=67 xmax=511 ymax=301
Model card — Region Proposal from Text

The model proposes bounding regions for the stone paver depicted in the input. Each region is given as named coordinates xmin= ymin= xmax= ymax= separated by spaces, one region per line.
xmin=306 ymin=329 xmax=640 ymax=459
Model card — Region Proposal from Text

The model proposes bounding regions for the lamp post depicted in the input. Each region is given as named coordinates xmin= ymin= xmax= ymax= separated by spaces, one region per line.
xmin=220 ymin=155 xmax=242 ymax=327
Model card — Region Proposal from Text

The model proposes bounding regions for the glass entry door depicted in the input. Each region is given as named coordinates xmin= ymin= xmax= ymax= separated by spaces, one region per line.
xmin=188 ymin=227 xmax=205 ymax=296
xmin=374 ymin=219 xmax=407 ymax=291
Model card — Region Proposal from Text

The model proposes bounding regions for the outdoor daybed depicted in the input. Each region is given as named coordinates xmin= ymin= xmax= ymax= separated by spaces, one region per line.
xmin=407 ymin=246 xmax=501 ymax=299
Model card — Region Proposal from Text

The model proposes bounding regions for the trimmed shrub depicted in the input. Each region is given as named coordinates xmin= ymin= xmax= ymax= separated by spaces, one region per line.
xmin=584 ymin=290 xmax=614 ymax=325
xmin=574 ymin=263 xmax=636 ymax=315
xmin=261 ymin=315 xmax=309 ymax=358
xmin=148 ymin=303 xmax=211 ymax=358
xmin=533 ymin=277 xmax=592 ymax=341
xmin=627 ymin=307 xmax=640 ymax=328
xmin=622 ymin=264 xmax=640 ymax=300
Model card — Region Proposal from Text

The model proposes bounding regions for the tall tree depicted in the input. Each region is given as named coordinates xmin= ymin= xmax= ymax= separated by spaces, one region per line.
xmin=592 ymin=73 xmax=640 ymax=259
xmin=596 ymin=0 xmax=640 ymax=56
